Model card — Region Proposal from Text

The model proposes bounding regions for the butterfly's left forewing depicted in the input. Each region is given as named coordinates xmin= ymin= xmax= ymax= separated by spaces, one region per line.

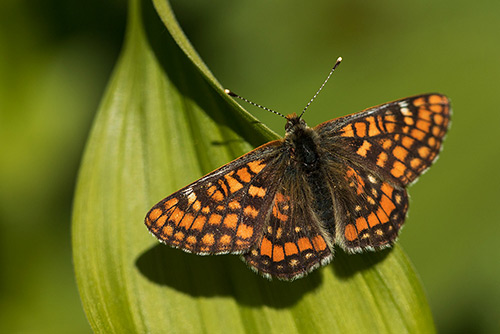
xmin=145 ymin=141 xmax=283 ymax=255
xmin=316 ymin=94 xmax=451 ymax=186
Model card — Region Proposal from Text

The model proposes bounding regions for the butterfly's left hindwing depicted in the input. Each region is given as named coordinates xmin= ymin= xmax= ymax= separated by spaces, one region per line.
xmin=145 ymin=141 xmax=283 ymax=255
xmin=332 ymin=164 xmax=409 ymax=252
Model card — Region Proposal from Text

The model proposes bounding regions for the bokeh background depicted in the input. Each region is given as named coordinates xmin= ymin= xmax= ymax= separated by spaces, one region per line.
xmin=1 ymin=0 xmax=499 ymax=333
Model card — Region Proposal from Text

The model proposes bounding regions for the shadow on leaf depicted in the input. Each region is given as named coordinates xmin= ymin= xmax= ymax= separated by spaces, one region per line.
xmin=136 ymin=244 xmax=324 ymax=308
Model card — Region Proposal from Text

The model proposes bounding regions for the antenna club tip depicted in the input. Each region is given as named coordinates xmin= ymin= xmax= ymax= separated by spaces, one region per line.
xmin=337 ymin=56 xmax=343 ymax=62
xmin=224 ymin=89 xmax=237 ymax=97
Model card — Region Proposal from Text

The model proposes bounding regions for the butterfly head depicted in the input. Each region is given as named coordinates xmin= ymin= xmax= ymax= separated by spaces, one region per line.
xmin=285 ymin=113 xmax=307 ymax=133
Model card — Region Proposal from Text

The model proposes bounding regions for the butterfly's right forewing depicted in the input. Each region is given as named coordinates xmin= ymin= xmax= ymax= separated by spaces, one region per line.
xmin=145 ymin=141 xmax=283 ymax=255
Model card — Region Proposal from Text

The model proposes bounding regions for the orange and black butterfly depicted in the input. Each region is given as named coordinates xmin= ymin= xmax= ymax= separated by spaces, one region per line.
xmin=145 ymin=58 xmax=451 ymax=280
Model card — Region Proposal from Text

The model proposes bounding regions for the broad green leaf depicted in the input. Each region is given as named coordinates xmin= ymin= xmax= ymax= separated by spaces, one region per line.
xmin=72 ymin=0 xmax=436 ymax=333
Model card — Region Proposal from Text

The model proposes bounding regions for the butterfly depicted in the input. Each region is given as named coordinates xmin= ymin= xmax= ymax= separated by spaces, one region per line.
xmin=145 ymin=58 xmax=451 ymax=280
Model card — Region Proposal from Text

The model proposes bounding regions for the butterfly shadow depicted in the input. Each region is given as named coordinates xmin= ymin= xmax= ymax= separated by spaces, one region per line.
xmin=136 ymin=244 xmax=392 ymax=309
xmin=331 ymin=246 xmax=393 ymax=279
xmin=136 ymin=244 xmax=326 ymax=309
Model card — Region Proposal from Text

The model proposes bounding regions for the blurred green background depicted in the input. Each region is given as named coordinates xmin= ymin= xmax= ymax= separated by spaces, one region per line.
xmin=1 ymin=0 xmax=499 ymax=333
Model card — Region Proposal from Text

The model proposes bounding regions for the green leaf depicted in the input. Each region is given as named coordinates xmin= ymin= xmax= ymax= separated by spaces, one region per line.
xmin=72 ymin=0 xmax=436 ymax=333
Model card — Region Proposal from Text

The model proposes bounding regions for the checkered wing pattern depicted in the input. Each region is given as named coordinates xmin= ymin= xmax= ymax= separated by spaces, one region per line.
xmin=145 ymin=141 xmax=283 ymax=255
xmin=316 ymin=94 xmax=451 ymax=186
xmin=333 ymin=165 xmax=409 ymax=251
xmin=243 ymin=190 xmax=333 ymax=280
xmin=317 ymin=93 xmax=450 ymax=251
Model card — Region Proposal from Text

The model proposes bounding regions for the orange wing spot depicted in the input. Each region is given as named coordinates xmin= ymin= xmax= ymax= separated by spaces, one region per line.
xmin=261 ymin=238 xmax=272 ymax=257
xmin=356 ymin=216 xmax=368 ymax=231
xmin=356 ymin=140 xmax=372 ymax=157
xmin=192 ymin=200 xmax=201 ymax=212
xmin=186 ymin=236 xmax=197 ymax=244
xmin=208 ymin=213 xmax=222 ymax=225
xmin=206 ymin=185 xmax=217 ymax=197
xmin=191 ymin=215 xmax=206 ymax=231
xmin=216 ymin=205 xmax=225 ymax=211
xmin=376 ymin=207 xmax=390 ymax=224
xmin=273 ymin=245 xmax=285 ymax=262
xmin=429 ymin=94 xmax=445 ymax=104
xmin=410 ymin=158 xmax=423 ymax=170
xmin=410 ymin=128 xmax=426 ymax=141
xmin=432 ymin=126 xmax=441 ymax=137
xmin=418 ymin=110 xmax=433 ymax=122
xmin=393 ymin=145 xmax=408 ymax=161
xmin=380 ymin=194 xmax=397 ymax=213
xmin=377 ymin=152 xmax=388 ymax=168
xmin=225 ymin=174 xmax=243 ymax=193
xmin=345 ymin=166 xmax=355 ymax=178
xmin=276 ymin=227 xmax=283 ymax=239
xmin=223 ymin=213 xmax=238 ymax=228
xmin=367 ymin=124 xmax=382 ymax=137
xmin=272 ymin=204 xmax=289 ymax=222
xmin=418 ymin=146 xmax=431 ymax=159
xmin=249 ymin=185 xmax=266 ymax=198
xmin=434 ymin=114 xmax=444 ymax=125
xmin=275 ymin=192 xmax=290 ymax=203
xmin=153 ymin=215 xmax=167 ymax=229
xmin=236 ymin=167 xmax=252 ymax=183
xmin=402 ymin=136 xmax=415 ymax=149
xmin=164 ymin=198 xmax=179 ymax=210
xmin=202 ymin=233 xmax=215 ymax=246
xmin=212 ymin=190 xmax=224 ymax=202
xmin=218 ymin=179 xmax=229 ymax=195
xmin=170 ymin=207 xmax=185 ymax=225
xmin=391 ymin=161 xmax=406 ymax=178
xmin=344 ymin=224 xmax=358 ymax=241
xmin=367 ymin=212 xmax=380 ymax=227
xmin=385 ymin=121 xmax=396 ymax=133
xmin=174 ymin=231 xmax=185 ymax=241
xmin=237 ymin=223 xmax=253 ymax=239
xmin=284 ymin=242 xmax=299 ymax=255
xmin=404 ymin=116 xmax=415 ymax=126
xmin=297 ymin=237 xmax=313 ymax=251
xmin=429 ymin=104 xmax=443 ymax=113
xmin=428 ymin=136 xmax=437 ymax=147
xmin=148 ymin=208 xmax=162 ymax=221
xmin=384 ymin=115 xmax=398 ymax=124
xmin=178 ymin=213 xmax=194 ymax=229
xmin=219 ymin=234 xmax=232 ymax=245
xmin=380 ymin=183 xmax=394 ymax=198
xmin=354 ymin=122 xmax=367 ymax=137
xmin=247 ymin=160 xmax=266 ymax=174
xmin=162 ymin=225 xmax=173 ymax=237
xmin=380 ymin=139 xmax=393 ymax=150
xmin=340 ymin=123 xmax=354 ymax=137
xmin=228 ymin=200 xmax=241 ymax=210
xmin=244 ymin=205 xmax=259 ymax=218
xmin=201 ymin=206 xmax=210 ymax=214
xmin=416 ymin=120 xmax=431 ymax=132
xmin=413 ymin=97 xmax=426 ymax=107
xmin=311 ymin=235 xmax=327 ymax=251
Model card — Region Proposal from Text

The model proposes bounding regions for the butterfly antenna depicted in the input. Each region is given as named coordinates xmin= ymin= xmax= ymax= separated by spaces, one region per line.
xmin=224 ymin=89 xmax=287 ymax=119
xmin=298 ymin=56 xmax=342 ymax=119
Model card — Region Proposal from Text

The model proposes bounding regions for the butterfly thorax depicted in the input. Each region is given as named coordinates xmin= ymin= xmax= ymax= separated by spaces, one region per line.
xmin=284 ymin=113 xmax=321 ymax=172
